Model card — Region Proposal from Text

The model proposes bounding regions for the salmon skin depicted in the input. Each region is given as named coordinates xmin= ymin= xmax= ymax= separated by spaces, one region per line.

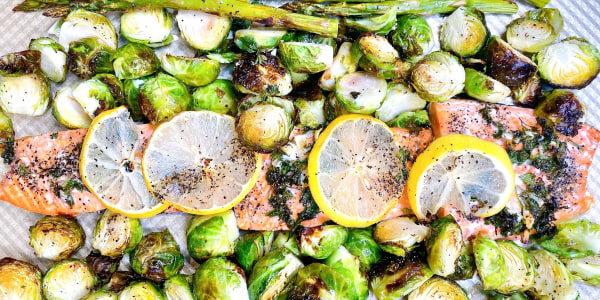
xmin=430 ymin=99 xmax=600 ymax=239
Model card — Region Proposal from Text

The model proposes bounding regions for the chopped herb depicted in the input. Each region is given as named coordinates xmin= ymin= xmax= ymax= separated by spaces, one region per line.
xmin=17 ymin=163 xmax=29 ymax=175
xmin=1 ymin=140 xmax=14 ymax=164
xmin=53 ymin=177 xmax=84 ymax=207
xmin=266 ymin=151 xmax=307 ymax=186
xmin=50 ymin=132 xmax=58 ymax=139
xmin=484 ymin=208 xmax=525 ymax=236
xmin=296 ymin=187 xmax=320 ymax=225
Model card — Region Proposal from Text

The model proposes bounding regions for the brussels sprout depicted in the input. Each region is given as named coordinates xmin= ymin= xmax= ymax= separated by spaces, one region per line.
xmin=464 ymin=67 xmax=512 ymax=103
xmin=28 ymin=215 xmax=85 ymax=261
xmin=67 ymin=38 xmax=114 ymax=79
xmin=236 ymin=98 xmax=294 ymax=152
xmin=319 ymin=42 xmax=361 ymax=91
xmin=391 ymin=14 xmax=435 ymax=63
xmin=487 ymin=36 xmax=538 ymax=87
xmin=294 ymin=98 xmax=326 ymax=129
xmin=92 ymin=210 xmax=143 ymax=258
xmin=193 ymin=257 xmax=249 ymax=300
xmin=425 ymin=215 xmax=463 ymax=277
xmin=299 ymin=225 xmax=348 ymax=259
xmin=410 ymin=51 xmax=465 ymax=103
xmin=120 ymin=8 xmax=174 ymax=47
xmin=387 ymin=110 xmax=430 ymax=130
xmin=191 ymin=79 xmax=238 ymax=115
xmin=407 ymin=277 xmax=468 ymax=300
xmin=112 ymin=43 xmax=160 ymax=80
xmin=534 ymin=37 xmax=600 ymax=89
xmin=512 ymin=73 xmax=542 ymax=107
xmin=369 ymin=255 xmax=434 ymax=299
xmin=272 ymin=231 xmax=300 ymax=255
xmin=327 ymin=92 xmax=352 ymax=120
xmin=356 ymin=33 xmax=410 ymax=80
xmin=248 ymin=248 xmax=304 ymax=300
xmin=343 ymin=227 xmax=381 ymax=270
xmin=72 ymin=78 xmax=116 ymax=119
xmin=289 ymin=263 xmax=349 ymax=300
xmin=279 ymin=42 xmax=334 ymax=74
xmin=206 ymin=52 xmax=240 ymax=64
xmin=0 ymin=111 xmax=13 ymax=163
xmin=564 ymin=256 xmax=600 ymax=286
xmin=176 ymin=10 xmax=231 ymax=52
xmin=235 ymin=231 xmax=274 ymax=274
xmin=235 ymin=27 xmax=289 ymax=52
xmin=160 ymin=54 xmax=220 ymax=87
xmin=440 ymin=7 xmax=489 ymax=57
xmin=43 ymin=259 xmax=99 ymax=300
xmin=292 ymin=32 xmax=337 ymax=52
xmin=0 ymin=71 xmax=49 ymax=116
xmin=324 ymin=246 xmax=368 ymax=300
xmin=123 ymin=76 xmax=151 ymax=121
xmin=187 ymin=210 xmax=240 ymax=262
xmin=233 ymin=52 xmax=293 ymax=96
xmin=139 ymin=72 xmax=192 ymax=124
xmin=104 ymin=271 xmax=139 ymax=294
xmin=375 ymin=83 xmax=427 ymax=123
xmin=529 ymin=249 xmax=579 ymax=300
xmin=0 ymin=258 xmax=43 ymax=300
xmin=86 ymin=251 xmax=121 ymax=285
xmin=374 ymin=217 xmax=430 ymax=257
xmin=447 ymin=241 xmax=476 ymax=280
xmin=119 ymin=281 xmax=166 ymax=300
xmin=163 ymin=274 xmax=194 ymax=300
xmin=534 ymin=89 xmax=584 ymax=137
xmin=93 ymin=73 xmax=125 ymax=105
xmin=486 ymin=291 xmax=530 ymax=300
xmin=130 ymin=229 xmax=184 ymax=282
xmin=29 ymin=37 xmax=67 ymax=82
xmin=0 ymin=50 xmax=41 ymax=76
xmin=59 ymin=9 xmax=118 ymax=51
xmin=52 ymin=86 xmax=92 ymax=129
xmin=472 ymin=234 xmax=507 ymax=290
xmin=344 ymin=7 xmax=398 ymax=35
xmin=334 ymin=71 xmax=386 ymax=114
xmin=507 ymin=8 xmax=563 ymax=53
xmin=83 ymin=289 xmax=118 ymax=300
xmin=495 ymin=240 xmax=537 ymax=293
xmin=541 ymin=219 xmax=600 ymax=258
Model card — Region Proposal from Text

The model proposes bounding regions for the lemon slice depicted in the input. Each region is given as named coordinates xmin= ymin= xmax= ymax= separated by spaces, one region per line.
xmin=307 ymin=114 xmax=405 ymax=227
xmin=141 ymin=111 xmax=262 ymax=214
xmin=80 ymin=107 xmax=167 ymax=218
xmin=407 ymin=134 xmax=515 ymax=219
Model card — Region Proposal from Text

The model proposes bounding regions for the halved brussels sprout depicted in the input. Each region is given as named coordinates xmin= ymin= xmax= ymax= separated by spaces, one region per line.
xmin=92 ymin=209 xmax=143 ymax=258
xmin=486 ymin=36 xmax=538 ymax=87
xmin=191 ymin=79 xmax=238 ymax=115
xmin=507 ymin=8 xmax=563 ymax=53
xmin=120 ymin=8 xmax=173 ymax=47
xmin=374 ymin=216 xmax=430 ymax=257
xmin=512 ymin=73 xmax=542 ymax=107
xmin=160 ymin=54 xmax=220 ymax=87
xmin=324 ymin=246 xmax=368 ymax=300
xmin=327 ymin=92 xmax=352 ymax=120
xmin=534 ymin=37 xmax=600 ymax=89
xmin=163 ymin=274 xmax=194 ymax=300
xmin=496 ymin=240 xmax=537 ymax=293
xmin=29 ymin=215 xmax=85 ymax=261
xmin=59 ymin=9 xmax=118 ymax=51
xmin=193 ymin=257 xmax=249 ymax=300
xmin=93 ymin=73 xmax=124 ymax=105
xmin=486 ymin=291 xmax=529 ymax=300
xmin=104 ymin=271 xmax=138 ymax=294
xmin=564 ymin=256 xmax=600 ymax=286
xmin=541 ymin=218 xmax=600 ymax=258
xmin=425 ymin=215 xmax=463 ymax=277
xmin=176 ymin=10 xmax=231 ymax=52
xmin=233 ymin=52 xmax=293 ymax=96
xmin=72 ymin=77 xmax=116 ymax=119
xmin=292 ymin=32 xmax=337 ymax=52
xmin=112 ymin=43 xmax=160 ymax=80
xmin=272 ymin=231 xmax=300 ymax=256
xmin=52 ymin=86 xmax=92 ymax=129
xmin=299 ymin=225 xmax=348 ymax=259
xmin=43 ymin=259 xmax=99 ymax=300
xmin=289 ymin=263 xmax=349 ymax=300
xmin=67 ymin=38 xmax=114 ymax=79
xmin=375 ymin=83 xmax=427 ymax=123
xmin=235 ymin=231 xmax=274 ymax=274
xmin=472 ymin=234 xmax=507 ymax=290
xmin=407 ymin=277 xmax=468 ymax=300
xmin=534 ymin=89 xmax=584 ymax=136
xmin=369 ymin=255 xmax=434 ymax=299
xmin=440 ymin=7 xmax=488 ymax=58
xmin=344 ymin=227 xmax=381 ymax=270
xmin=123 ymin=76 xmax=151 ymax=121
xmin=0 ymin=258 xmax=42 ymax=300
xmin=235 ymin=27 xmax=289 ymax=52
xmin=529 ymin=249 xmax=579 ymax=300
xmin=187 ymin=210 xmax=240 ymax=262
xmin=464 ymin=67 xmax=512 ymax=103
xmin=294 ymin=98 xmax=326 ymax=129
xmin=344 ymin=7 xmax=398 ymax=35
xmin=236 ymin=97 xmax=294 ymax=152
xmin=119 ymin=281 xmax=166 ymax=300
xmin=0 ymin=111 xmax=13 ymax=163
xmin=206 ymin=52 xmax=239 ymax=64
xmin=410 ymin=51 xmax=465 ymax=103
xmin=248 ymin=248 xmax=304 ymax=300
xmin=0 ymin=50 xmax=40 ymax=76
xmin=29 ymin=37 xmax=67 ymax=82
xmin=447 ymin=241 xmax=476 ymax=280
xmin=335 ymin=71 xmax=387 ymax=114
xmin=0 ymin=71 xmax=49 ymax=116
xmin=391 ymin=14 xmax=435 ymax=63
xmin=388 ymin=110 xmax=430 ymax=130
xmin=139 ymin=72 xmax=191 ymax=124
xmin=356 ymin=33 xmax=410 ymax=80
xmin=130 ymin=229 xmax=184 ymax=282
xmin=279 ymin=42 xmax=334 ymax=74
xmin=85 ymin=251 xmax=121 ymax=285
xmin=83 ymin=289 xmax=117 ymax=300
xmin=319 ymin=42 xmax=361 ymax=91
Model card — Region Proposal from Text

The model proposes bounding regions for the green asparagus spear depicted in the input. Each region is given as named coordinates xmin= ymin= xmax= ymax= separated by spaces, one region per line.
xmin=522 ymin=0 xmax=550 ymax=7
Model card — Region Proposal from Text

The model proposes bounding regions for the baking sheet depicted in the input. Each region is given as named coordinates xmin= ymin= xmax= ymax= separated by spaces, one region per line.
xmin=1 ymin=0 xmax=599 ymax=298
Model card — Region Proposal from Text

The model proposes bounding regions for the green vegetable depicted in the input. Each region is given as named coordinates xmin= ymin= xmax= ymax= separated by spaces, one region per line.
xmin=59 ymin=9 xmax=118 ymax=52
xmin=83 ymin=289 xmax=117 ymax=300
xmin=369 ymin=256 xmax=434 ymax=299
xmin=319 ymin=42 xmax=361 ymax=91
xmin=299 ymin=225 xmax=348 ymax=259
xmin=112 ymin=43 xmax=160 ymax=80
xmin=288 ymin=263 xmax=350 ymax=300
xmin=232 ymin=52 xmax=293 ymax=96
xmin=541 ymin=219 xmax=600 ymax=258
xmin=186 ymin=210 xmax=239 ymax=262
xmin=324 ymin=246 xmax=369 ymax=300
xmin=529 ymin=249 xmax=579 ymax=299
xmin=43 ymin=259 xmax=99 ymax=300
xmin=391 ymin=14 xmax=434 ymax=62
xmin=85 ymin=251 xmax=121 ymax=285
xmin=247 ymin=248 xmax=304 ymax=300
xmin=139 ymin=72 xmax=191 ymax=124
xmin=0 ymin=258 xmax=43 ymax=300
xmin=486 ymin=36 xmax=538 ymax=87
xmin=410 ymin=51 xmax=465 ymax=103
xmin=0 ymin=70 xmax=49 ymax=116
xmin=374 ymin=216 xmax=430 ymax=257
xmin=130 ymin=229 xmax=184 ymax=282
xmin=344 ymin=7 xmax=398 ymax=35
xmin=72 ymin=77 xmax=116 ymax=118
xmin=335 ymin=71 xmax=387 ymax=114
xmin=0 ymin=111 xmax=13 ymax=164
xmin=235 ymin=231 xmax=274 ymax=274
xmin=495 ymin=240 xmax=537 ymax=293
xmin=193 ymin=257 xmax=249 ymax=300
xmin=163 ymin=274 xmax=194 ymax=300
xmin=387 ymin=110 xmax=430 ymax=130
xmin=356 ymin=33 xmax=410 ymax=80
xmin=464 ymin=68 xmax=512 ymax=103
xmin=67 ymin=38 xmax=114 ymax=79
xmin=29 ymin=215 xmax=85 ymax=261
xmin=294 ymin=98 xmax=326 ymax=129
xmin=118 ymin=281 xmax=166 ymax=299
xmin=407 ymin=277 xmax=468 ymax=300
xmin=343 ymin=227 xmax=381 ymax=270
xmin=506 ymin=8 xmax=563 ymax=53
xmin=92 ymin=209 xmax=143 ymax=258
xmin=191 ymin=79 xmax=239 ymax=116
xmin=236 ymin=97 xmax=294 ymax=152
xmin=426 ymin=215 xmax=463 ymax=277
xmin=235 ymin=27 xmax=289 ymax=52
xmin=375 ymin=83 xmax=427 ymax=123
xmin=278 ymin=42 xmax=334 ymax=73
xmin=472 ymin=234 xmax=507 ymax=290
xmin=272 ymin=231 xmax=300 ymax=256
xmin=440 ymin=7 xmax=488 ymax=57
xmin=120 ymin=8 xmax=173 ymax=47
xmin=29 ymin=37 xmax=67 ymax=82
xmin=534 ymin=89 xmax=584 ymax=137
xmin=564 ymin=256 xmax=600 ymax=286
xmin=52 ymin=86 xmax=92 ymax=129
xmin=176 ymin=10 xmax=231 ymax=52
xmin=160 ymin=54 xmax=220 ymax=87
xmin=511 ymin=73 xmax=542 ymax=107
xmin=122 ymin=76 xmax=151 ymax=121
xmin=447 ymin=241 xmax=476 ymax=280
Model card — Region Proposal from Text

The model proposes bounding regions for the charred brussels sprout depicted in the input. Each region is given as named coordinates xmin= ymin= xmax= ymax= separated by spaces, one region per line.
xmin=160 ymin=54 xmax=220 ymax=87
xmin=120 ymin=8 xmax=173 ymax=47
xmin=92 ymin=210 xmax=143 ymax=258
xmin=447 ymin=241 xmax=476 ymax=280
xmin=410 ymin=51 xmax=465 ymax=103
xmin=344 ymin=7 xmax=398 ymax=35
xmin=388 ymin=110 xmax=430 ymax=130
xmin=234 ymin=27 xmax=289 ymax=52
xmin=507 ymin=8 xmax=563 ymax=53
xmin=247 ymin=248 xmax=304 ymax=300
xmin=279 ymin=42 xmax=334 ymax=74
xmin=93 ymin=73 xmax=125 ymax=105
xmin=83 ymin=289 xmax=117 ymax=300
xmin=236 ymin=96 xmax=294 ymax=152
xmin=319 ymin=42 xmax=361 ymax=91
xmin=235 ymin=231 xmax=274 ymax=274
xmin=294 ymin=98 xmax=326 ymax=129
xmin=564 ymin=256 xmax=600 ymax=286
xmin=72 ymin=77 xmax=116 ymax=119
xmin=324 ymin=246 xmax=368 ymax=300
xmin=104 ymin=271 xmax=138 ymax=294
xmin=112 ymin=43 xmax=160 ymax=80
xmin=0 ymin=111 xmax=13 ymax=163
xmin=374 ymin=217 xmax=429 ymax=257
xmin=233 ymin=52 xmax=293 ymax=96
xmin=289 ymin=263 xmax=349 ymax=300
xmin=534 ymin=89 xmax=584 ymax=136
xmin=191 ymin=79 xmax=239 ymax=115
xmin=0 ymin=258 xmax=43 ymax=300
xmin=86 ymin=251 xmax=121 ymax=285
xmin=130 ymin=229 xmax=184 ymax=282
xmin=163 ymin=274 xmax=194 ymax=300
xmin=272 ymin=231 xmax=300 ymax=256
xmin=369 ymin=255 xmax=434 ymax=299
xmin=59 ymin=9 xmax=118 ymax=52
xmin=512 ymin=73 xmax=542 ymax=107
xmin=123 ymin=76 xmax=151 ymax=121
xmin=534 ymin=37 xmax=600 ymax=89
xmin=0 ymin=50 xmax=40 ymax=77
xmin=344 ymin=227 xmax=381 ymax=270
xmin=29 ymin=37 xmax=67 ymax=82
xmin=464 ymin=67 xmax=511 ymax=103
xmin=119 ymin=281 xmax=166 ymax=300
xmin=186 ymin=210 xmax=239 ymax=262
xmin=43 ymin=259 xmax=99 ymax=300
xmin=67 ymin=38 xmax=114 ymax=79
xmin=425 ymin=215 xmax=463 ymax=277
xmin=391 ymin=14 xmax=434 ymax=63
xmin=29 ymin=215 xmax=85 ymax=261
xmin=53 ymin=86 xmax=92 ymax=129
xmin=193 ymin=257 xmax=249 ymax=300
xmin=440 ymin=7 xmax=489 ymax=58
xmin=299 ymin=225 xmax=348 ymax=259
xmin=496 ymin=240 xmax=537 ymax=293
xmin=487 ymin=36 xmax=538 ymax=87
xmin=541 ymin=218 xmax=600 ymax=258
xmin=335 ymin=71 xmax=387 ymax=114
xmin=407 ymin=277 xmax=468 ymax=300
xmin=176 ymin=10 xmax=231 ymax=52
xmin=375 ymin=83 xmax=427 ymax=123
xmin=472 ymin=234 xmax=507 ymax=290
xmin=356 ymin=33 xmax=410 ymax=80
xmin=139 ymin=72 xmax=191 ymax=124
xmin=0 ymin=70 xmax=49 ymax=116
xmin=529 ymin=249 xmax=579 ymax=300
